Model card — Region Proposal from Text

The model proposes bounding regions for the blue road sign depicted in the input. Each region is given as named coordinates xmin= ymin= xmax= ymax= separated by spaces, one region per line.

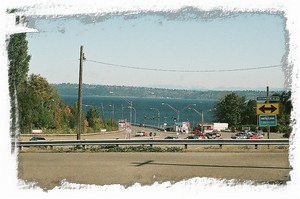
xmin=259 ymin=115 xmax=277 ymax=126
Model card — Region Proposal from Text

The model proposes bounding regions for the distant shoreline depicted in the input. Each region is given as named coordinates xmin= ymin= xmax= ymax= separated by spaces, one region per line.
xmin=54 ymin=83 xmax=285 ymax=100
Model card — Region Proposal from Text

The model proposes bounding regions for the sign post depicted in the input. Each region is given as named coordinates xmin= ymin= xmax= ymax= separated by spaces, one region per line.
xmin=256 ymin=87 xmax=280 ymax=145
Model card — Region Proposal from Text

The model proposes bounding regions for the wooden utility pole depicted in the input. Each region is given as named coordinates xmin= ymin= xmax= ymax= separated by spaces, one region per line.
xmin=77 ymin=45 xmax=84 ymax=140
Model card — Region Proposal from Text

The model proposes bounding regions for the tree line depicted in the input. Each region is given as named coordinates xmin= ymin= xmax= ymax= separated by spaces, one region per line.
xmin=213 ymin=92 xmax=292 ymax=136
xmin=8 ymin=33 xmax=118 ymax=134
xmin=7 ymin=33 xmax=292 ymax=137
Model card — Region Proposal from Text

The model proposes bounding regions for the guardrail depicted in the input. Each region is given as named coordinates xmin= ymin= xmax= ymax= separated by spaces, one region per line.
xmin=15 ymin=139 xmax=289 ymax=150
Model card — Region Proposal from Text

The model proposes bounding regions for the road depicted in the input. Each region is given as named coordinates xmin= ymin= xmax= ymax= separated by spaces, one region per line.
xmin=18 ymin=152 xmax=291 ymax=190
xmin=19 ymin=125 xmax=286 ymax=141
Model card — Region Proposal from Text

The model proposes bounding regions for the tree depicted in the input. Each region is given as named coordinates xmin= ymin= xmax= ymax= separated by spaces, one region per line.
xmin=86 ymin=107 xmax=102 ymax=131
xmin=242 ymin=99 xmax=257 ymax=125
xmin=272 ymin=91 xmax=292 ymax=136
xmin=214 ymin=93 xmax=246 ymax=128
xmin=18 ymin=74 xmax=64 ymax=133
xmin=7 ymin=33 xmax=31 ymax=133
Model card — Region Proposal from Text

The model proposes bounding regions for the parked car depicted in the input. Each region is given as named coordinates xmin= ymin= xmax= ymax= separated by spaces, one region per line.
xmin=164 ymin=136 xmax=178 ymax=139
xmin=248 ymin=132 xmax=263 ymax=139
xmin=204 ymin=133 xmax=216 ymax=139
xmin=256 ymin=130 xmax=265 ymax=136
xmin=135 ymin=131 xmax=148 ymax=137
xmin=192 ymin=130 xmax=203 ymax=136
xmin=29 ymin=136 xmax=46 ymax=141
xmin=231 ymin=132 xmax=248 ymax=139
xmin=223 ymin=128 xmax=231 ymax=132
xmin=185 ymin=135 xmax=197 ymax=139
xmin=186 ymin=134 xmax=206 ymax=139
xmin=149 ymin=132 xmax=157 ymax=136
xmin=212 ymin=132 xmax=221 ymax=138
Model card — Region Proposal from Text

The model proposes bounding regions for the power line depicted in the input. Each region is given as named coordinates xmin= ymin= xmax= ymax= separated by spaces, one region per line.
xmin=85 ymin=59 xmax=282 ymax=73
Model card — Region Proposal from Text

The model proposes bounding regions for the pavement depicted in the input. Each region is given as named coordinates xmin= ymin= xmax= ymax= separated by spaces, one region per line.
xmin=18 ymin=152 xmax=291 ymax=191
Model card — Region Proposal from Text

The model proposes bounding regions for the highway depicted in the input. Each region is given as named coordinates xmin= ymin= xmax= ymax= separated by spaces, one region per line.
xmin=17 ymin=126 xmax=291 ymax=190
xmin=18 ymin=152 xmax=291 ymax=190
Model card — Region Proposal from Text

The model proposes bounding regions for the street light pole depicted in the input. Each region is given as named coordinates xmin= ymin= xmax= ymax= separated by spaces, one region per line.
xmin=129 ymin=105 xmax=136 ymax=124
xmin=109 ymin=104 xmax=114 ymax=130
xmin=109 ymin=92 xmax=133 ymax=140
xmin=162 ymin=103 xmax=196 ymax=122
xmin=189 ymin=107 xmax=204 ymax=133
xmin=150 ymin=108 xmax=160 ymax=128
xmin=162 ymin=102 xmax=179 ymax=121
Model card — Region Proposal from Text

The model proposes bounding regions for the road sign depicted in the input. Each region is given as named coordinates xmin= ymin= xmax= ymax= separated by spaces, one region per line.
xmin=259 ymin=115 xmax=277 ymax=126
xmin=256 ymin=103 xmax=279 ymax=115
xmin=257 ymin=96 xmax=280 ymax=101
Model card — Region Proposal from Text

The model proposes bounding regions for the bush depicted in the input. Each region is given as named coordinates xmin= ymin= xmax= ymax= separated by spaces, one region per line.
xmin=86 ymin=145 xmax=183 ymax=152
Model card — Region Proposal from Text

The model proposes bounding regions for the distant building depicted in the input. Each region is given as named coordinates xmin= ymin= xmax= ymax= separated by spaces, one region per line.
xmin=198 ymin=122 xmax=228 ymax=133
xmin=213 ymin=123 xmax=229 ymax=131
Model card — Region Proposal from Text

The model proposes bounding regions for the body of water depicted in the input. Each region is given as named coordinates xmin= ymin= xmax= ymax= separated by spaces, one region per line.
xmin=61 ymin=95 xmax=217 ymax=128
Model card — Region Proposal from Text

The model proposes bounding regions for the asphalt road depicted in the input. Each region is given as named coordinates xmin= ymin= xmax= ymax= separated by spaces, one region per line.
xmin=20 ymin=125 xmax=286 ymax=141
xmin=18 ymin=152 xmax=291 ymax=191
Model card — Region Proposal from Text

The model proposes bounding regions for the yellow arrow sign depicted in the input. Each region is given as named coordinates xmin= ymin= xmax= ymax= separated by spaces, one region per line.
xmin=256 ymin=103 xmax=279 ymax=115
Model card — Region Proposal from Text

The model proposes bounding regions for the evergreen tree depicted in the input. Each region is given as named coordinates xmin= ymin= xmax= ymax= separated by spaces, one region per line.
xmin=7 ymin=33 xmax=31 ymax=134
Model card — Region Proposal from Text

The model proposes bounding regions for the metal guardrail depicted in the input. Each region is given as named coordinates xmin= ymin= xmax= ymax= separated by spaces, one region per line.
xmin=15 ymin=139 xmax=289 ymax=150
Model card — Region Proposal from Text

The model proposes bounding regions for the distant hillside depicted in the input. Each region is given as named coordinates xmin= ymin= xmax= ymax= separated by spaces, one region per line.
xmin=53 ymin=83 xmax=282 ymax=100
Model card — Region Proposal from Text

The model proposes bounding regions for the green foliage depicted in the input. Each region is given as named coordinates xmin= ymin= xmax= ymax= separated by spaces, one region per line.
xmin=214 ymin=93 xmax=247 ymax=127
xmin=7 ymin=34 xmax=120 ymax=134
xmin=214 ymin=91 xmax=292 ymax=135
xmin=271 ymin=91 xmax=293 ymax=135
xmin=242 ymin=99 xmax=257 ymax=125
xmin=88 ymin=145 xmax=183 ymax=152
xmin=18 ymin=74 xmax=61 ymax=132
xmin=103 ymin=119 xmax=119 ymax=131
xmin=8 ymin=33 xmax=31 ymax=133
xmin=86 ymin=107 xmax=102 ymax=131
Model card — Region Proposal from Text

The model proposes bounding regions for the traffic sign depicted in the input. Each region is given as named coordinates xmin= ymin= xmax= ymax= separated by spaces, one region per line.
xmin=256 ymin=103 xmax=279 ymax=115
xmin=259 ymin=115 xmax=277 ymax=126
xmin=257 ymin=96 xmax=280 ymax=101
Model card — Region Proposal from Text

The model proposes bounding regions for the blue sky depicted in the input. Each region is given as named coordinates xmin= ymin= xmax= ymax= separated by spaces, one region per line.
xmin=26 ymin=12 xmax=286 ymax=90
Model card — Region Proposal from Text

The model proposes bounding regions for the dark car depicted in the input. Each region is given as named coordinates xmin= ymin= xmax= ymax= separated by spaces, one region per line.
xmin=204 ymin=133 xmax=216 ymax=139
xmin=29 ymin=136 xmax=46 ymax=141
xmin=185 ymin=135 xmax=199 ymax=139
xmin=164 ymin=136 xmax=178 ymax=139
xmin=149 ymin=132 xmax=156 ymax=136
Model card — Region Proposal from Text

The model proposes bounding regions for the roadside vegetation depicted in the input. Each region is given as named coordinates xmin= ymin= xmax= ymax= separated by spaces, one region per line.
xmin=21 ymin=145 xmax=184 ymax=153
xmin=213 ymin=92 xmax=292 ymax=137
xmin=8 ymin=33 xmax=118 ymax=135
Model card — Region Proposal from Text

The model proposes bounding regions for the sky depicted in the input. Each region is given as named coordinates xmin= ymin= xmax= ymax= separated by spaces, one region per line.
xmin=26 ymin=12 xmax=287 ymax=91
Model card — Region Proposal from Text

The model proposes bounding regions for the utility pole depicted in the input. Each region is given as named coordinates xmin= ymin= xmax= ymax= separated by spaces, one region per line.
xmin=77 ymin=45 xmax=84 ymax=140
xmin=266 ymin=86 xmax=270 ymax=140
